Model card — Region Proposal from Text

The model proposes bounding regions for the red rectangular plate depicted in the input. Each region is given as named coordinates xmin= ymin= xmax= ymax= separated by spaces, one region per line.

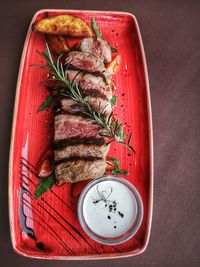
xmin=9 ymin=9 xmax=153 ymax=260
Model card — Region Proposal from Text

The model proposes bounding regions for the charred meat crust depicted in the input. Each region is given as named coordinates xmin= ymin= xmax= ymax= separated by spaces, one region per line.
xmin=55 ymin=109 xmax=88 ymax=118
xmin=53 ymin=136 xmax=105 ymax=149
xmin=55 ymin=159 xmax=106 ymax=184
xmin=80 ymin=88 xmax=108 ymax=100
xmin=60 ymin=87 xmax=108 ymax=100
xmin=65 ymin=64 xmax=109 ymax=84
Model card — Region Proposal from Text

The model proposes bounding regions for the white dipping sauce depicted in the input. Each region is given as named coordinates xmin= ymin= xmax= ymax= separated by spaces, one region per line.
xmin=82 ymin=180 xmax=138 ymax=238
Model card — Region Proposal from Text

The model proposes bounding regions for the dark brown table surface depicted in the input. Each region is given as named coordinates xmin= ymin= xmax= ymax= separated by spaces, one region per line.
xmin=0 ymin=0 xmax=200 ymax=266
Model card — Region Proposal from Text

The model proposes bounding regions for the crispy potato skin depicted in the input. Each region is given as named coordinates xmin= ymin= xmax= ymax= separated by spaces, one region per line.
xmin=46 ymin=35 xmax=70 ymax=55
xmin=32 ymin=14 xmax=93 ymax=37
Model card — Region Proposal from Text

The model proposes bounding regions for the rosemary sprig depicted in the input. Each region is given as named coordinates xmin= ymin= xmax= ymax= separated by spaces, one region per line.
xmin=34 ymin=174 xmax=56 ymax=199
xmin=91 ymin=17 xmax=102 ymax=38
xmin=91 ymin=17 xmax=118 ymax=53
xmin=37 ymin=95 xmax=54 ymax=112
xmin=110 ymin=47 xmax=118 ymax=53
xmin=110 ymin=95 xmax=117 ymax=107
xmin=36 ymin=43 xmax=135 ymax=153
xmin=110 ymin=157 xmax=129 ymax=176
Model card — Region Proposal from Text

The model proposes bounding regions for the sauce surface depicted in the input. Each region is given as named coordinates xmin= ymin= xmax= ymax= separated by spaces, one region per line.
xmin=83 ymin=180 xmax=138 ymax=238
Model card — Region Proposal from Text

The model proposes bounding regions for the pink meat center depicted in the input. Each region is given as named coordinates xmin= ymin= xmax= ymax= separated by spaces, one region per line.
xmin=58 ymin=120 xmax=101 ymax=138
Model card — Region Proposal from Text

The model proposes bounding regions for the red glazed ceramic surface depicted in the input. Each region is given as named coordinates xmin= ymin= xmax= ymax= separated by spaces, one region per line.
xmin=9 ymin=9 xmax=153 ymax=259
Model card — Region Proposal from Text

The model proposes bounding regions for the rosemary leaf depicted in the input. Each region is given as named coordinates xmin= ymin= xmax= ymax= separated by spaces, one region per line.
xmin=110 ymin=47 xmax=118 ymax=53
xmin=92 ymin=17 xmax=102 ymax=38
xmin=119 ymin=169 xmax=129 ymax=175
xmin=37 ymin=95 xmax=54 ymax=112
xmin=110 ymin=95 xmax=117 ymax=107
xmin=110 ymin=157 xmax=128 ymax=176
xmin=34 ymin=174 xmax=56 ymax=199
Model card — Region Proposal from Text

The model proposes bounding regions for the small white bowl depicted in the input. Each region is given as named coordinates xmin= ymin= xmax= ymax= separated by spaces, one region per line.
xmin=77 ymin=175 xmax=143 ymax=245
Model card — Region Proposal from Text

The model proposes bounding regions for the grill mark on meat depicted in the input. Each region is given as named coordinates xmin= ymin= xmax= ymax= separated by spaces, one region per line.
xmin=66 ymin=65 xmax=109 ymax=84
xmin=55 ymin=109 xmax=89 ymax=118
xmin=80 ymin=88 xmax=108 ymax=100
xmin=53 ymin=137 xmax=105 ymax=149
xmin=55 ymin=156 xmax=101 ymax=165
xmin=59 ymin=97 xmax=111 ymax=117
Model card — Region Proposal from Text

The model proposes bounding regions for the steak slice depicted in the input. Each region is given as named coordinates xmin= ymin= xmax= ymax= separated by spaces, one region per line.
xmin=65 ymin=51 xmax=105 ymax=72
xmin=65 ymin=71 xmax=112 ymax=101
xmin=60 ymin=97 xmax=111 ymax=117
xmin=65 ymin=70 xmax=83 ymax=84
xmin=80 ymin=37 xmax=112 ymax=63
xmin=54 ymin=114 xmax=102 ymax=142
xmin=66 ymin=69 xmax=112 ymax=88
xmin=54 ymin=144 xmax=110 ymax=161
xmin=55 ymin=159 xmax=106 ymax=184
xmin=80 ymin=73 xmax=112 ymax=100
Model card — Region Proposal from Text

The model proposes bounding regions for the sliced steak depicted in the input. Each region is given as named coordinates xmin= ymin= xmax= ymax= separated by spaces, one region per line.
xmin=54 ymin=39 xmax=114 ymax=184
xmin=65 ymin=51 xmax=105 ymax=72
xmin=54 ymin=144 xmax=110 ymax=161
xmin=55 ymin=159 xmax=106 ymax=184
xmin=65 ymin=71 xmax=112 ymax=101
xmin=65 ymin=70 xmax=83 ymax=84
xmin=83 ymin=96 xmax=112 ymax=115
xmin=58 ymin=98 xmax=86 ymax=117
xmin=54 ymin=114 xmax=102 ymax=142
xmin=66 ymin=69 xmax=112 ymax=87
xmin=60 ymin=97 xmax=111 ymax=116
xmin=80 ymin=37 xmax=112 ymax=63
xmin=80 ymin=73 xmax=112 ymax=100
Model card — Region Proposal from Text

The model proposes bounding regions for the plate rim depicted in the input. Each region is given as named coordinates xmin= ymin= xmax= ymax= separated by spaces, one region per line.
xmin=8 ymin=8 xmax=154 ymax=260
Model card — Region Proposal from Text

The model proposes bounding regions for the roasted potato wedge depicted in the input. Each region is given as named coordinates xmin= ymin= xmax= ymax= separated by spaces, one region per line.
xmin=32 ymin=14 xmax=93 ymax=37
xmin=46 ymin=35 xmax=70 ymax=55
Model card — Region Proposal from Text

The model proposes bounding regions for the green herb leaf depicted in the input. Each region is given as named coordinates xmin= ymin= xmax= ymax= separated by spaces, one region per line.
xmin=37 ymin=95 xmax=53 ymax=112
xmin=110 ymin=47 xmax=118 ymax=53
xmin=111 ymin=169 xmax=119 ymax=175
xmin=111 ymin=157 xmax=119 ymax=167
xmin=110 ymin=157 xmax=128 ymax=176
xmin=122 ymin=133 xmax=126 ymax=141
xmin=92 ymin=17 xmax=102 ymax=38
xmin=34 ymin=174 xmax=56 ymax=199
xmin=119 ymin=169 xmax=129 ymax=175
xmin=110 ymin=95 xmax=117 ymax=107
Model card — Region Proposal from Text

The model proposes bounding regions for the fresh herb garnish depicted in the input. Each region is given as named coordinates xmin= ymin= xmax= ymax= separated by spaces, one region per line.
xmin=110 ymin=157 xmax=129 ymax=176
xmin=110 ymin=47 xmax=118 ymax=53
xmin=110 ymin=95 xmax=117 ymax=107
xmin=34 ymin=174 xmax=56 ymax=199
xmin=91 ymin=17 xmax=102 ymax=38
xmin=37 ymin=95 xmax=54 ymax=112
xmin=92 ymin=17 xmax=118 ymax=53
xmin=36 ymin=43 xmax=135 ymax=153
